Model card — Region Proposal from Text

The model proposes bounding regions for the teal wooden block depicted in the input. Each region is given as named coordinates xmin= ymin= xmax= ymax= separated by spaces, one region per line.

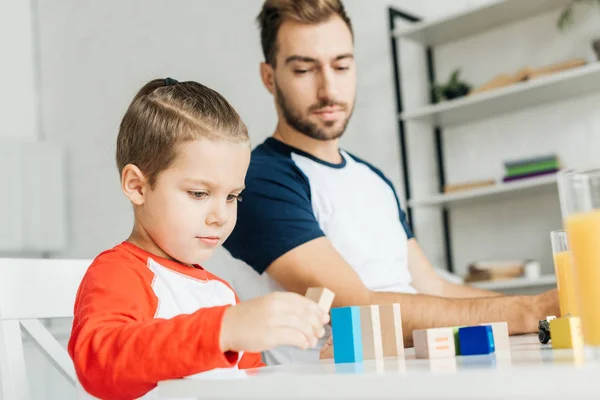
xmin=331 ymin=306 xmax=363 ymax=364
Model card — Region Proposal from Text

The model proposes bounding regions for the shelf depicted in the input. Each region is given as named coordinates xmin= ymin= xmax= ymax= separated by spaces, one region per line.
xmin=469 ymin=274 xmax=556 ymax=290
xmin=392 ymin=0 xmax=572 ymax=46
xmin=409 ymin=174 xmax=558 ymax=207
xmin=400 ymin=62 xmax=600 ymax=127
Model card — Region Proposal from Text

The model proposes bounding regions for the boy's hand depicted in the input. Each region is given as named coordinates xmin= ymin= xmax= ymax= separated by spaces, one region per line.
xmin=219 ymin=292 xmax=329 ymax=353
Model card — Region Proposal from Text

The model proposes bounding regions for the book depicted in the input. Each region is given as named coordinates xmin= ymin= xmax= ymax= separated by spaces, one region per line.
xmin=504 ymin=154 xmax=558 ymax=169
xmin=502 ymin=168 xmax=559 ymax=183
xmin=506 ymin=159 xmax=561 ymax=177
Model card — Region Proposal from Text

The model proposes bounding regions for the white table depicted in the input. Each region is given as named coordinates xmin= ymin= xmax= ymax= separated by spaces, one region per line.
xmin=158 ymin=335 xmax=600 ymax=399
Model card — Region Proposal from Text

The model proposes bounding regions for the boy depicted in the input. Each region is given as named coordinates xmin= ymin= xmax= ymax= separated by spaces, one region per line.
xmin=68 ymin=78 xmax=328 ymax=399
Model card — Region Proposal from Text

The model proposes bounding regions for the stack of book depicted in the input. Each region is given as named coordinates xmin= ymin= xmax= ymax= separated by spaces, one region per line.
xmin=503 ymin=154 xmax=560 ymax=183
xmin=464 ymin=260 xmax=541 ymax=283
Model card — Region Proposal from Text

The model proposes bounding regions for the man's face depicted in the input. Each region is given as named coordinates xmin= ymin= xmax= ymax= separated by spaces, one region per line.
xmin=270 ymin=15 xmax=356 ymax=141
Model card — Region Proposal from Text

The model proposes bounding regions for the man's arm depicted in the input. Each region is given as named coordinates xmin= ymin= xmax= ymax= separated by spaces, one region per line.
xmin=407 ymin=239 xmax=501 ymax=298
xmin=266 ymin=237 xmax=559 ymax=346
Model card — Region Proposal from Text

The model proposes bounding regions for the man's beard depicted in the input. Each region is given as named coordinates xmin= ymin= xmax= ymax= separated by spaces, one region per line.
xmin=276 ymin=84 xmax=353 ymax=141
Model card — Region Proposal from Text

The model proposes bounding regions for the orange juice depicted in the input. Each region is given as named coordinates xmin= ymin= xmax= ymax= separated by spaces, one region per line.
xmin=553 ymin=251 xmax=579 ymax=317
xmin=565 ymin=210 xmax=600 ymax=346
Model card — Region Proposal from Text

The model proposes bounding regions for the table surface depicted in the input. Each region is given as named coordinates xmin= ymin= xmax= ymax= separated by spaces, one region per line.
xmin=158 ymin=335 xmax=600 ymax=399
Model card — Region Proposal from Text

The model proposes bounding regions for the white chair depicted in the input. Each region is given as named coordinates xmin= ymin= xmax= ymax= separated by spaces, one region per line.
xmin=0 ymin=258 xmax=91 ymax=400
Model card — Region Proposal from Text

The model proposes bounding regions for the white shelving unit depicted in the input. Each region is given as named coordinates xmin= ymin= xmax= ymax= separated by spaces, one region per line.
xmin=400 ymin=62 xmax=600 ymax=127
xmin=409 ymin=174 xmax=558 ymax=207
xmin=388 ymin=0 xmax=590 ymax=284
xmin=393 ymin=0 xmax=572 ymax=46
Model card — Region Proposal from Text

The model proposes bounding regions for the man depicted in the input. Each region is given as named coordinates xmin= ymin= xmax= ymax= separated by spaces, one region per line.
xmin=223 ymin=0 xmax=559 ymax=365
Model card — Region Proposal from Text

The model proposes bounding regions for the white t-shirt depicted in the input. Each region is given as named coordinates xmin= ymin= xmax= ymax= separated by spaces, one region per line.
xmin=222 ymin=138 xmax=415 ymax=365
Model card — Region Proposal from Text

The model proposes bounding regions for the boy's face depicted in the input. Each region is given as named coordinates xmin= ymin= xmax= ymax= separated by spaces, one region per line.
xmin=130 ymin=139 xmax=250 ymax=265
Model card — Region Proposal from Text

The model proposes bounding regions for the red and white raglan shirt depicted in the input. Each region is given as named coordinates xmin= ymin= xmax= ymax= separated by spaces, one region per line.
xmin=68 ymin=242 xmax=264 ymax=400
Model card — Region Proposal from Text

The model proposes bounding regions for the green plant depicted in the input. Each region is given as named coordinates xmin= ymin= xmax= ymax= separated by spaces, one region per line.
xmin=433 ymin=69 xmax=471 ymax=102
xmin=557 ymin=0 xmax=600 ymax=31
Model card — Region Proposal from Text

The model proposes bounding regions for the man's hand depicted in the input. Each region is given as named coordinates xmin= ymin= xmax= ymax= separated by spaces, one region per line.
xmin=220 ymin=292 xmax=329 ymax=353
xmin=533 ymin=289 xmax=560 ymax=319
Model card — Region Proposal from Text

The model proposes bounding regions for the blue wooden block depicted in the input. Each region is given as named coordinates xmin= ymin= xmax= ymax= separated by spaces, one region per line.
xmin=331 ymin=306 xmax=363 ymax=364
xmin=458 ymin=325 xmax=495 ymax=355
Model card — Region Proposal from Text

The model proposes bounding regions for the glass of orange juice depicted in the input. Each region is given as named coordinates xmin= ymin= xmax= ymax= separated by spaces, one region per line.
xmin=550 ymin=230 xmax=578 ymax=317
xmin=558 ymin=168 xmax=600 ymax=355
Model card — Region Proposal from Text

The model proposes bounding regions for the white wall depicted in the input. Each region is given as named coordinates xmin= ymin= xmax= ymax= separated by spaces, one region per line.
xmin=37 ymin=0 xmax=490 ymax=261
xmin=0 ymin=0 xmax=39 ymax=141
xmin=38 ymin=0 xmax=269 ymax=259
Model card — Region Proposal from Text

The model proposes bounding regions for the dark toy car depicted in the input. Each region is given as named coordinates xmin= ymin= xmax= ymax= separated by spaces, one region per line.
xmin=538 ymin=319 xmax=551 ymax=344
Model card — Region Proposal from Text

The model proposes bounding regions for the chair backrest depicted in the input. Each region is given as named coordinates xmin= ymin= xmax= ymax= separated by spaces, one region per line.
xmin=0 ymin=258 xmax=91 ymax=400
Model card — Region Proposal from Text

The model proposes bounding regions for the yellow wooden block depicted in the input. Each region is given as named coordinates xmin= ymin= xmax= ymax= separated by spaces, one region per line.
xmin=550 ymin=316 xmax=583 ymax=349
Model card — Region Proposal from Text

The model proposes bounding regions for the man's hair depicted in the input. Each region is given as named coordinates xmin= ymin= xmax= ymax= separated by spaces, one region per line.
xmin=257 ymin=0 xmax=353 ymax=66
xmin=116 ymin=78 xmax=249 ymax=187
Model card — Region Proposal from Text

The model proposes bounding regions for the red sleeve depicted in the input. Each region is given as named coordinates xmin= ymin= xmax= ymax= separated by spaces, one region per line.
xmin=238 ymin=352 xmax=265 ymax=369
xmin=68 ymin=260 xmax=238 ymax=400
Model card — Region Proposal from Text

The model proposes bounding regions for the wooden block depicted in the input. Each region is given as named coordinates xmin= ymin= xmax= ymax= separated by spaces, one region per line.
xmin=480 ymin=322 xmax=509 ymax=351
xmin=413 ymin=328 xmax=455 ymax=359
xmin=360 ymin=305 xmax=383 ymax=360
xmin=305 ymin=287 xmax=335 ymax=312
xmin=379 ymin=303 xmax=404 ymax=357
xmin=550 ymin=316 xmax=583 ymax=350
xmin=458 ymin=326 xmax=495 ymax=355
xmin=331 ymin=306 xmax=363 ymax=364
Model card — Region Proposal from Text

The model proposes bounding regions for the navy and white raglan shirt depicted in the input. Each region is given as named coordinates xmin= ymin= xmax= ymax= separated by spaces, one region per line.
xmin=222 ymin=137 xmax=415 ymax=365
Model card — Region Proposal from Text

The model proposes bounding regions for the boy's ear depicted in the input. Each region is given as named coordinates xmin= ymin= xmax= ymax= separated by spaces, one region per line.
xmin=121 ymin=164 xmax=148 ymax=206
xmin=260 ymin=62 xmax=276 ymax=95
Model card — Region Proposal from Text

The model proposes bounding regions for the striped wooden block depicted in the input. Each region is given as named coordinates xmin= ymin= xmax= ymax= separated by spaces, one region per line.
xmin=413 ymin=328 xmax=455 ymax=359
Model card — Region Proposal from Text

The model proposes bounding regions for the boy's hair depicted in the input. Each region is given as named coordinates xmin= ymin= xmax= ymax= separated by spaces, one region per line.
xmin=116 ymin=78 xmax=249 ymax=188
xmin=257 ymin=0 xmax=353 ymax=67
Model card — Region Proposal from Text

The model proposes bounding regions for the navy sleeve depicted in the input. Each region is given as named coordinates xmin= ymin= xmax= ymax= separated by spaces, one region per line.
xmin=346 ymin=153 xmax=414 ymax=239
xmin=223 ymin=156 xmax=325 ymax=274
